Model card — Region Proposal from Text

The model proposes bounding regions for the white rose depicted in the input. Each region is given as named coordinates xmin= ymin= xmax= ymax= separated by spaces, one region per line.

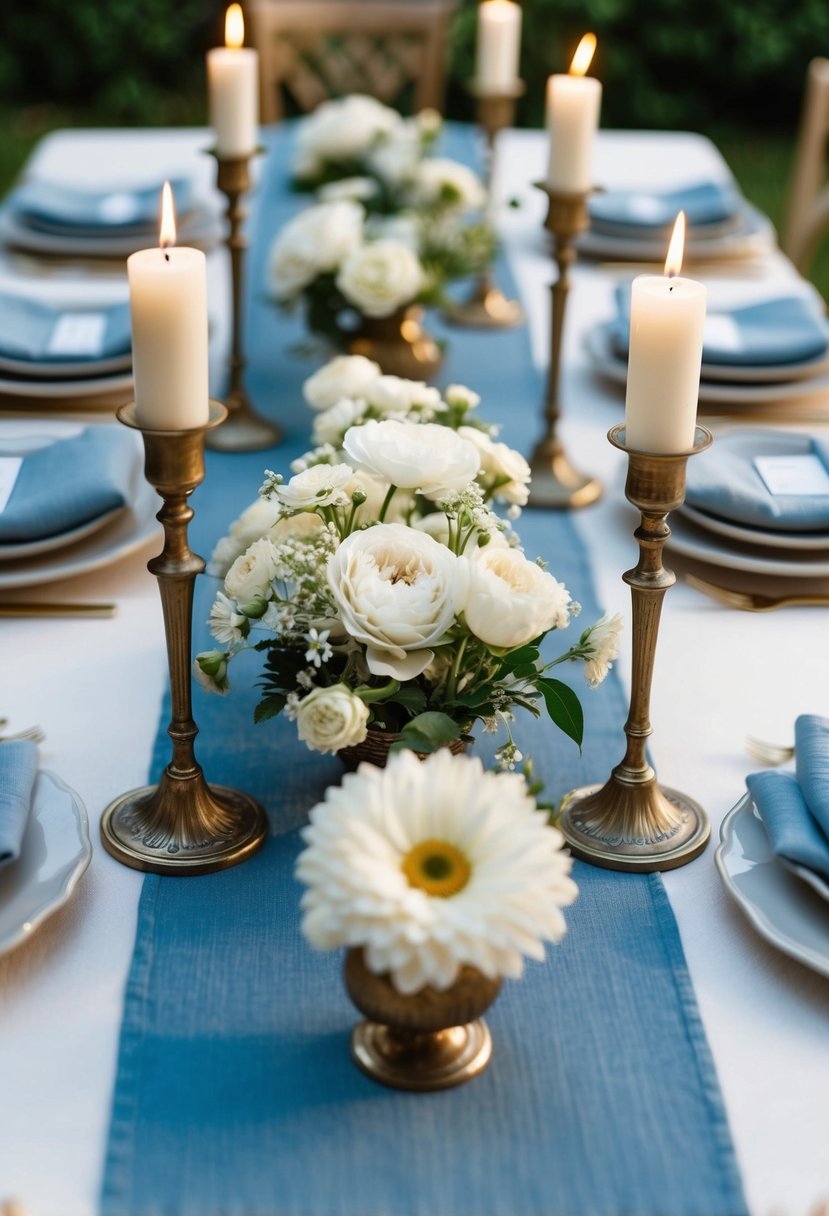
xmin=336 ymin=241 xmax=424 ymax=318
xmin=297 ymin=95 xmax=401 ymax=165
xmin=224 ymin=538 xmax=279 ymax=607
xmin=409 ymin=159 xmax=487 ymax=212
xmin=295 ymin=684 xmax=370 ymax=754
xmin=268 ymin=201 xmax=364 ymax=300
xmin=327 ymin=523 xmax=467 ymax=680
xmin=463 ymin=547 xmax=573 ymax=649
xmin=342 ymin=420 xmax=480 ymax=501
xmin=458 ymin=426 xmax=531 ymax=506
xmin=312 ymin=397 xmax=369 ymax=447
xmin=365 ymin=375 xmax=443 ymax=417
xmin=317 ymin=176 xmax=380 ymax=204
xmin=275 ymin=463 xmax=355 ymax=511
xmin=303 ymin=354 xmax=382 ymax=411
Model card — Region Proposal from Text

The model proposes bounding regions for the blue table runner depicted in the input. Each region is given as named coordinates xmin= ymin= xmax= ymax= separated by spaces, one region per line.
xmin=101 ymin=124 xmax=746 ymax=1216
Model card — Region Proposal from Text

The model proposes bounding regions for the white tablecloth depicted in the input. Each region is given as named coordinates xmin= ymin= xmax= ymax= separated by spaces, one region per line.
xmin=1 ymin=126 xmax=828 ymax=1216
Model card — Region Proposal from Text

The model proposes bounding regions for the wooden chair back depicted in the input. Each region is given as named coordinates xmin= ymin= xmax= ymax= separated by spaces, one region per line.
xmin=781 ymin=57 xmax=829 ymax=274
xmin=247 ymin=0 xmax=458 ymax=124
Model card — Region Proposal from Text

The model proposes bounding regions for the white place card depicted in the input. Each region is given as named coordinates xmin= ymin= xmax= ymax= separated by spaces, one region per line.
xmin=47 ymin=313 xmax=107 ymax=358
xmin=0 ymin=456 xmax=23 ymax=514
xmin=754 ymin=453 xmax=829 ymax=497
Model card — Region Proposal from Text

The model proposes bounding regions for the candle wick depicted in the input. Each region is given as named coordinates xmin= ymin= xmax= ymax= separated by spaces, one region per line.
xmin=164 ymin=250 xmax=170 ymax=263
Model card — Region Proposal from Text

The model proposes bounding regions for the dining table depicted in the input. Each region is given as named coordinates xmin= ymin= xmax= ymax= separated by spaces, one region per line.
xmin=1 ymin=118 xmax=828 ymax=1216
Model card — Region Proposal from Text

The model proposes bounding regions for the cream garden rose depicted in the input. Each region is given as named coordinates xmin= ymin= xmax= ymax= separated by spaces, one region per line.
xmin=458 ymin=425 xmax=531 ymax=506
xmin=343 ymin=419 xmax=480 ymax=501
xmin=224 ymin=538 xmax=280 ymax=608
xmin=268 ymin=201 xmax=363 ymax=300
xmin=302 ymin=354 xmax=382 ymax=411
xmin=326 ymin=523 xmax=468 ymax=680
xmin=294 ymin=684 xmax=370 ymax=754
xmin=335 ymin=240 xmax=424 ymax=318
xmin=463 ymin=547 xmax=573 ymax=649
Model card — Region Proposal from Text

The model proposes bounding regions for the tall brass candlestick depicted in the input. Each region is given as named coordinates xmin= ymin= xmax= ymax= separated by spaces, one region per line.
xmin=101 ymin=401 xmax=268 ymax=875
xmin=206 ymin=151 xmax=282 ymax=452
xmin=526 ymin=186 xmax=601 ymax=509
xmin=558 ymin=423 xmax=712 ymax=872
xmin=443 ymin=81 xmax=525 ymax=330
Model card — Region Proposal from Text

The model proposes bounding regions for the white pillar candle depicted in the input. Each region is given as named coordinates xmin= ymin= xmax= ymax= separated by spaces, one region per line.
xmin=475 ymin=0 xmax=522 ymax=92
xmin=207 ymin=4 xmax=259 ymax=158
xmin=546 ymin=34 xmax=602 ymax=193
xmin=128 ymin=183 xmax=210 ymax=430
xmin=624 ymin=213 xmax=707 ymax=453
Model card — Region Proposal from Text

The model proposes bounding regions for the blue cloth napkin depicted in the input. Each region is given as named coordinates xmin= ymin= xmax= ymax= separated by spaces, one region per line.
xmin=612 ymin=285 xmax=829 ymax=367
xmin=746 ymin=715 xmax=829 ymax=885
xmin=10 ymin=176 xmax=193 ymax=234
xmin=589 ymin=180 xmax=742 ymax=231
xmin=0 ymin=427 xmax=137 ymax=543
xmin=683 ymin=429 xmax=829 ymax=532
xmin=0 ymin=293 xmax=132 ymax=364
xmin=0 ymin=740 xmax=38 ymax=870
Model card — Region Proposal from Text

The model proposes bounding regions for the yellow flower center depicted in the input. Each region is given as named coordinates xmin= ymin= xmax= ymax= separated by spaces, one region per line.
xmin=401 ymin=839 xmax=471 ymax=898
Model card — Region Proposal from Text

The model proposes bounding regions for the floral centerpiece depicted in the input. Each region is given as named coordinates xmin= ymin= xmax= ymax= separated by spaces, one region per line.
xmin=196 ymin=357 xmax=622 ymax=768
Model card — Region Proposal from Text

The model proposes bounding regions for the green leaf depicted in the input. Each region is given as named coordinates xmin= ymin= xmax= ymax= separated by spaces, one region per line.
xmin=254 ymin=694 xmax=287 ymax=724
xmin=389 ymin=685 xmax=428 ymax=715
xmin=393 ymin=711 xmax=463 ymax=754
xmin=537 ymin=678 xmax=584 ymax=749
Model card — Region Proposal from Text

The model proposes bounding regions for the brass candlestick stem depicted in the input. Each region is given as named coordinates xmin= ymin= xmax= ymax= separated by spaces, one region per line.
xmin=526 ymin=185 xmax=601 ymax=509
xmin=100 ymin=401 xmax=268 ymax=875
xmin=443 ymin=80 xmax=525 ymax=330
xmin=558 ymin=423 xmax=713 ymax=872
xmin=206 ymin=150 xmax=282 ymax=452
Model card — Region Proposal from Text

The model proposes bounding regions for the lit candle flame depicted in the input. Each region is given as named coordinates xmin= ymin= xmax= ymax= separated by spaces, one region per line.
xmin=569 ymin=32 xmax=597 ymax=77
xmin=160 ymin=181 xmax=176 ymax=250
xmin=225 ymin=3 xmax=245 ymax=48
xmin=665 ymin=210 xmax=686 ymax=278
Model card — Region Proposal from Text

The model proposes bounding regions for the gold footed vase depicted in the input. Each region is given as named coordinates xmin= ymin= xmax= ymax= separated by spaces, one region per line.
xmin=337 ymin=728 xmax=468 ymax=772
xmin=347 ymin=306 xmax=443 ymax=381
xmin=344 ymin=948 xmax=501 ymax=1091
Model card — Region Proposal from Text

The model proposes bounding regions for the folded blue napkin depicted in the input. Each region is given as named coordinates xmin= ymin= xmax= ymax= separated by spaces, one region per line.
xmin=0 ymin=293 xmax=131 ymax=364
xmin=0 ymin=427 xmax=137 ymax=543
xmin=746 ymin=715 xmax=829 ymax=886
xmin=683 ymin=429 xmax=829 ymax=533
xmin=0 ymin=739 xmax=38 ymax=870
xmin=612 ymin=285 xmax=829 ymax=367
xmin=589 ymin=180 xmax=742 ymax=231
xmin=10 ymin=177 xmax=193 ymax=234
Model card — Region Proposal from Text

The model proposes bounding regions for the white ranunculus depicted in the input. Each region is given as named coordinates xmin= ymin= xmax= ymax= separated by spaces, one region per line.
xmin=409 ymin=158 xmax=487 ymax=212
xmin=342 ymin=420 xmax=480 ymax=501
xmin=336 ymin=241 xmax=424 ymax=318
xmin=457 ymin=425 xmax=531 ymax=506
xmin=327 ymin=523 xmax=467 ymax=680
xmin=224 ymin=538 xmax=279 ymax=606
xmin=303 ymin=354 xmax=382 ymax=411
xmin=312 ymin=397 xmax=369 ymax=447
xmin=295 ymin=684 xmax=370 ymax=754
xmin=268 ymin=201 xmax=364 ymax=300
xmin=365 ymin=375 xmax=442 ymax=417
xmin=275 ymin=463 xmax=355 ymax=511
xmin=317 ymin=176 xmax=380 ymax=204
xmin=297 ymin=95 xmax=401 ymax=168
xmin=463 ymin=547 xmax=573 ymax=649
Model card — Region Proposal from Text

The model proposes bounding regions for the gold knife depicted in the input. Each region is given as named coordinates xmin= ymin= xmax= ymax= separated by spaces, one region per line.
xmin=0 ymin=602 xmax=117 ymax=618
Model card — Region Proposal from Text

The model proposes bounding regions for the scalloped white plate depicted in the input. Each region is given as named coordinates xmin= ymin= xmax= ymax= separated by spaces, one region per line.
xmin=0 ymin=769 xmax=92 ymax=954
xmin=715 ymin=792 xmax=829 ymax=978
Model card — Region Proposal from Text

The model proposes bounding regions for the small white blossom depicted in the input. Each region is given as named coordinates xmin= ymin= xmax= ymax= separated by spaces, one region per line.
xmin=304 ymin=627 xmax=334 ymax=668
xmin=581 ymin=612 xmax=624 ymax=688
xmin=275 ymin=463 xmax=355 ymax=510
xmin=208 ymin=592 xmax=248 ymax=645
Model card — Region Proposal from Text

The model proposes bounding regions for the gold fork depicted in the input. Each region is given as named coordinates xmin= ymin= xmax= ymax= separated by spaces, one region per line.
xmin=745 ymin=735 xmax=795 ymax=765
xmin=685 ymin=573 xmax=829 ymax=612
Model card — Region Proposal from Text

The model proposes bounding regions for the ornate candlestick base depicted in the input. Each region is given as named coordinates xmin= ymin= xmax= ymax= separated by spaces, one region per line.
xmin=344 ymin=949 xmax=499 ymax=1091
xmin=100 ymin=401 xmax=268 ymax=875
xmin=527 ymin=185 xmax=601 ymax=510
xmin=558 ymin=424 xmax=712 ymax=872
xmin=206 ymin=151 xmax=282 ymax=453
xmin=443 ymin=82 xmax=524 ymax=331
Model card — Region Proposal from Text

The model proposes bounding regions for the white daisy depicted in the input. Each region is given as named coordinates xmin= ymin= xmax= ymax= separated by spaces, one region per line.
xmin=296 ymin=749 xmax=578 ymax=995
xmin=581 ymin=612 xmax=624 ymax=688
xmin=208 ymin=592 xmax=248 ymax=645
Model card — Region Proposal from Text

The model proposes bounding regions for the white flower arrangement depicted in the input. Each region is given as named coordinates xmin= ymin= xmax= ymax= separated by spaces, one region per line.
xmin=195 ymin=361 xmax=622 ymax=765
xmin=296 ymin=748 xmax=579 ymax=994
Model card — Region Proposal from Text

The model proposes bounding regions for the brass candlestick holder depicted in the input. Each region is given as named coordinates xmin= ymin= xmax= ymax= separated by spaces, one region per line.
xmin=443 ymin=80 xmax=525 ymax=330
xmin=100 ymin=401 xmax=268 ymax=875
xmin=527 ymin=185 xmax=601 ymax=509
xmin=206 ymin=150 xmax=282 ymax=452
xmin=558 ymin=423 xmax=713 ymax=872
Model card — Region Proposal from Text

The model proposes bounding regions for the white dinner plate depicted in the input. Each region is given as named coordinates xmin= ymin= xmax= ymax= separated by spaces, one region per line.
xmin=0 ymin=368 xmax=133 ymax=400
xmin=666 ymin=511 xmax=829 ymax=577
xmin=0 ymin=769 xmax=92 ymax=955
xmin=0 ymin=505 xmax=127 ymax=561
xmin=0 ymin=203 xmax=221 ymax=257
xmin=585 ymin=322 xmax=829 ymax=406
xmin=577 ymin=203 xmax=776 ymax=262
xmin=678 ymin=503 xmax=829 ymax=553
xmin=715 ymin=792 xmax=829 ymax=979
xmin=0 ymin=472 xmax=160 ymax=588
xmin=0 ymin=350 xmax=132 ymax=380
